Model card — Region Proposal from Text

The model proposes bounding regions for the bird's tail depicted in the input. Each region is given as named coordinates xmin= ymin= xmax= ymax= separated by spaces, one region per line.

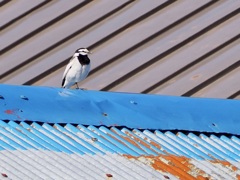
xmin=62 ymin=77 xmax=66 ymax=87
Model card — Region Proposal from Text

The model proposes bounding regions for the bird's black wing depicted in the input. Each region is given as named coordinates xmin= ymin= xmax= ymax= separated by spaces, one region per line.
xmin=62 ymin=57 xmax=74 ymax=87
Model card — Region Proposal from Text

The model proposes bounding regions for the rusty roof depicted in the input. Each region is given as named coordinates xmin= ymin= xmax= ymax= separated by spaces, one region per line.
xmin=0 ymin=0 xmax=239 ymax=99
xmin=0 ymin=84 xmax=239 ymax=179
xmin=0 ymin=120 xmax=239 ymax=179
xmin=0 ymin=1 xmax=240 ymax=179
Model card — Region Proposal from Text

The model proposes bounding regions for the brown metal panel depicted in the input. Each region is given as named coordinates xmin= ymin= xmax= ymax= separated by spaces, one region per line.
xmin=35 ymin=1 xmax=212 ymax=89
xmin=2 ymin=1 xmax=167 ymax=85
xmin=34 ymin=66 xmax=64 ymax=87
xmin=0 ymin=1 xmax=239 ymax=100
xmin=109 ymin=15 xmax=239 ymax=93
xmin=152 ymin=42 xmax=240 ymax=96
xmin=0 ymin=0 xmax=47 ymax=28
xmin=0 ymin=0 xmax=83 ymax=50
xmin=192 ymin=66 xmax=240 ymax=98
xmin=82 ymin=0 xmax=212 ymax=73
xmin=36 ymin=0 xmax=213 ymax=88
xmin=0 ymin=0 xmax=85 ymax=76
xmin=31 ymin=1 xmax=168 ymax=86
xmin=0 ymin=0 xmax=130 ymax=83
xmin=78 ymin=4 xmax=237 ymax=92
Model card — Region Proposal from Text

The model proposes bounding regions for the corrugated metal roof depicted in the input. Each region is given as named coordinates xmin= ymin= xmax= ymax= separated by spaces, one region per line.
xmin=0 ymin=84 xmax=239 ymax=179
xmin=0 ymin=120 xmax=239 ymax=180
xmin=1 ymin=1 xmax=240 ymax=179
xmin=0 ymin=0 xmax=239 ymax=99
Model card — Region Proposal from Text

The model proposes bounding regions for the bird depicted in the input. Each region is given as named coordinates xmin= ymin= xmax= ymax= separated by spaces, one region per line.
xmin=62 ymin=48 xmax=91 ymax=89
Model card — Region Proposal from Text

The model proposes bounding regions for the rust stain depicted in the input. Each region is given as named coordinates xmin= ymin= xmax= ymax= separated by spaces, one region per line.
xmin=149 ymin=139 xmax=162 ymax=150
xmin=237 ymin=174 xmax=240 ymax=180
xmin=1 ymin=173 xmax=8 ymax=177
xmin=121 ymin=135 xmax=141 ymax=149
xmin=4 ymin=109 xmax=14 ymax=114
xmin=153 ymin=156 xmax=195 ymax=180
xmin=106 ymin=132 xmax=124 ymax=144
xmin=123 ymin=154 xmax=212 ymax=180
xmin=193 ymin=144 xmax=199 ymax=147
xmin=125 ymin=153 xmax=240 ymax=179
xmin=163 ymin=155 xmax=191 ymax=172
xmin=210 ymin=159 xmax=239 ymax=174
xmin=191 ymin=74 xmax=202 ymax=80
xmin=111 ymin=128 xmax=142 ymax=148
xmin=124 ymin=131 xmax=160 ymax=154
xmin=125 ymin=131 xmax=151 ymax=148
xmin=197 ymin=177 xmax=209 ymax=180
xmin=4 ymin=109 xmax=22 ymax=119
xmin=106 ymin=173 xmax=113 ymax=177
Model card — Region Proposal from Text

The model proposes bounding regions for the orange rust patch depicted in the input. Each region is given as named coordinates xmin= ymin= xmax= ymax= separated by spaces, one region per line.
xmin=4 ymin=109 xmax=21 ymax=119
xmin=125 ymin=131 xmax=151 ymax=148
xmin=196 ymin=176 xmax=209 ymax=180
xmin=163 ymin=155 xmax=191 ymax=172
xmin=121 ymin=135 xmax=141 ymax=149
xmin=106 ymin=132 xmax=124 ymax=144
xmin=236 ymin=174 xmax=240 ymax=180
xmin=124 ymin=153 xmax=240 ymax=179
xmin=149 ymin=140 xmax=162 ymax=150
xmin=4 ymin=109 xmax=14 ymax=114
xmin=110 ymin=128 xmax=140 ymax=147
xmin=123 ymin=154 xmax=211 ymax=180
xmin=210 ymin=159 xmax=238 ymax=172
xmin=110 ymin=128 xmax=142 ymax=149
xmin=210 ymin=159 xmax=240 ymax=179
xmin=124 ymin=131 xmax=160 ymax=154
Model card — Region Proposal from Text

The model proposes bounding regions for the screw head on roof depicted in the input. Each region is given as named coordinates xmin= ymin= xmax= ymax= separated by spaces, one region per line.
xmin=106 ymin=174 xmax=113 ymax=178
xmin=130 ymin=100 xmax=137 ymax=105
xmin=0 ymin=95 xmax=4 ymax=99
xmin=163 ymin=175 xmax=170 ymax=179
xmin=102 ymin=112 xmax=108 ymax=116
xmin=20 ymin=95 xmax=29 ymax=100
xmin=1 ymin=173 xmax=8 ymax=178
xmin=91 ymin=137 xmax=98 ymax=142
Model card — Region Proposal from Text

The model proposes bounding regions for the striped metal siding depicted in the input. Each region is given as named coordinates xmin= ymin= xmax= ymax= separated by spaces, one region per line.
xmin=0 ymin=120 xmax=239 ymax=179
xmin=0 ymin=0 xmax=240 ymax=99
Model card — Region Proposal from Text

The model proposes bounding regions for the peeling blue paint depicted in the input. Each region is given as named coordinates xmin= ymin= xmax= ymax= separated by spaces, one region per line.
xmin=0 ymin=84 xmax=239 ymax=134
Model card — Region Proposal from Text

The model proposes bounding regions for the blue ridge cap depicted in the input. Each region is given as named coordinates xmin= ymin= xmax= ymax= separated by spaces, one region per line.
xmin=0 ymin=84 xmax=239 ymax=135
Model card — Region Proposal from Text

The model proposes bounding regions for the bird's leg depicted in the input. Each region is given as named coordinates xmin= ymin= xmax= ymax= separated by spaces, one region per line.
xmin=75 ymin=83 xmax=79 ymax=89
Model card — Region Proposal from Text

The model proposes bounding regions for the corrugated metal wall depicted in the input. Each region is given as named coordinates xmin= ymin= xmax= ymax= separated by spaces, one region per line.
xmin=0 ymin=0 xmax=239 ymax=99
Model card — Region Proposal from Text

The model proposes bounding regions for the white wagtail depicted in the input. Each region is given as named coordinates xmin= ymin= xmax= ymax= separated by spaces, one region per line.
xmin=62 ymin=48 xmax=91 ymax=89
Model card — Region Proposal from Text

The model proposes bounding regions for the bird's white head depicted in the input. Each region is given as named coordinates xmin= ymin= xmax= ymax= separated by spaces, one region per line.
xmin=74 ymin=48 xmax=90 ymax=56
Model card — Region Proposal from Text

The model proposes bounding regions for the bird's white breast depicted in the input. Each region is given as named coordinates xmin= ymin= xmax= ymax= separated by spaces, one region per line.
xmin=75 ymin=62 xmax=91 ymax=82
xmin=68 ymin=59 xmax=89 ymax=81
xmin=62 ymin=55 xmax=91 ymax=88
